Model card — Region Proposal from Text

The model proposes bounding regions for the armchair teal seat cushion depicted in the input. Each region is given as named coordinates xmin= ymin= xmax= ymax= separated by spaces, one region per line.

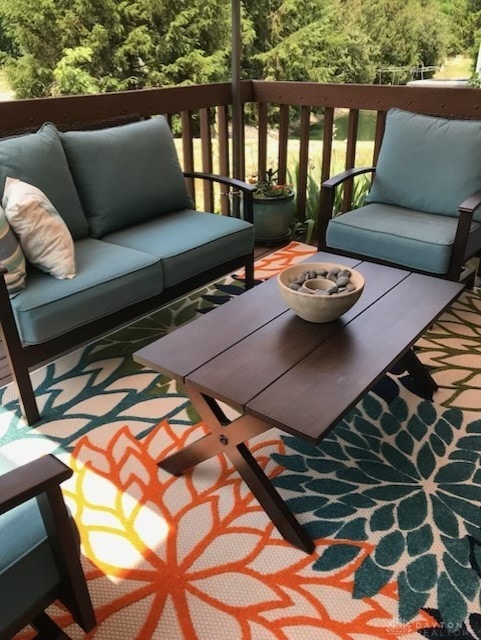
xmin=327 ymin=203 xmax=481 ymax=275
xmin=323 ymin=108 xmax=481 ymax=279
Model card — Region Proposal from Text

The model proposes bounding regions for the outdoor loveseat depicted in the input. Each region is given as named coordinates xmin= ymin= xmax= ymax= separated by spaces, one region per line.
xmin=0 ymin=116 xmax=255 ymax=425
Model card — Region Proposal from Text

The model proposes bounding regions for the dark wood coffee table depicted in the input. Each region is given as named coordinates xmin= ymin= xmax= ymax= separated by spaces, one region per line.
xmin=134 ymin=251 xmax=463 ymax=553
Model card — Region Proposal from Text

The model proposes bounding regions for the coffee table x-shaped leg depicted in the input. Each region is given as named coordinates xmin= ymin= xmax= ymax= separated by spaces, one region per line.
xmin=158 ymin=383 xmax=315 ymax=554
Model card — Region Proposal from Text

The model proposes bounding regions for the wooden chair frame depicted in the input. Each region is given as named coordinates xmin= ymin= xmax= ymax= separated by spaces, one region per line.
xmin=0 ymin=455 xmax=96 ymax=639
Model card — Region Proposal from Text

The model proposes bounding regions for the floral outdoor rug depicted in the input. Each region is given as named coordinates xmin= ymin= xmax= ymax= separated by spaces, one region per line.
xmin=1 ymin=241 xmax=481 ymax=640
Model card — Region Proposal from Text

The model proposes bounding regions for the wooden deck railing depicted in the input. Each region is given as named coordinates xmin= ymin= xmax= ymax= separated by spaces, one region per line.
xmin=0 ymin=80 xmax=480 ymax=222
xmin=0 ymin=80 xmax=480 ymax=387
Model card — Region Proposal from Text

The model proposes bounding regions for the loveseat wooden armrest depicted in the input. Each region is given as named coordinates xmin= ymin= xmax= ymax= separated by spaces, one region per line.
xmin=183 ymin=171 xmax=256 ymax=223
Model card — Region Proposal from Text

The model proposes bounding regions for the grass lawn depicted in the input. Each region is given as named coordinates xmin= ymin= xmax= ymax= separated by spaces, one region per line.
xmin=0 ymin=70 xmax=10 ymax=92
xmin=434 ymin=54 xmax=473 ymax=79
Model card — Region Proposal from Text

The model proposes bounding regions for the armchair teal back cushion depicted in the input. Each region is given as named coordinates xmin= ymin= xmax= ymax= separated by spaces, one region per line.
xmin=365 ymin=108 xmax=481 ymax=221
xmin=61 ymin=117 xmax=193 ymax=238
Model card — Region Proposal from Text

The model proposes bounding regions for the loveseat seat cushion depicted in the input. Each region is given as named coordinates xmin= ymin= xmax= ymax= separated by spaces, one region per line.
xmin=0 ymin=123 xmax=89 ymax=239
xmin=61 ymin=117 xmax=193 ymax=238
xmin=103 ymin=209 xmax=255 ymax=287
xmin=0 ymin=454 xmax=60 ymax=632
xmin=11 ymin=238 xmax=163 ymax=344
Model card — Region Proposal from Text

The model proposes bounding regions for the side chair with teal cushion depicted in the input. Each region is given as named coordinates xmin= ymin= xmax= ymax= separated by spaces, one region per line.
xmin=318 ymin=108 xmax=481 ymax=282
xmin=0 ymin=453 xmax=96 ymax=639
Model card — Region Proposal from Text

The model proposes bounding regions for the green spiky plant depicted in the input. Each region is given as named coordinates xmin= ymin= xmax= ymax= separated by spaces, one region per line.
xmin=288 ymin=162 xmax=371 ymax=245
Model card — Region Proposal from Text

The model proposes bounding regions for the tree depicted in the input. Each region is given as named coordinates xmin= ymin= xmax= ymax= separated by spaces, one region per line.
xmin=0 ymin=0 xmax=457 ymax=98
xmin=0 ymin=0 xmax=233 ymax=98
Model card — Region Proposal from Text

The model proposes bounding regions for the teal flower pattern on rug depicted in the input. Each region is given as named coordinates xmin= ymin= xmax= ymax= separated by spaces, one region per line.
xmin=273 ymin=394 xmax=481 ymax=629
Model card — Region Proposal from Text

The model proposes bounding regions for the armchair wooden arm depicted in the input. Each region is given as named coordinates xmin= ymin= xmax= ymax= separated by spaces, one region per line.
xmin=0 ymin=455 xmax=96 ymax=635
xmin=0 ymin=454 xmax=71 ymax=514
xmin=183 ymin=171 xmax=256 ymax=223
xmin=318 ymin=167 xmax=376 ymax=250
xmin=447 ymin=189 xmax=481 ymax=281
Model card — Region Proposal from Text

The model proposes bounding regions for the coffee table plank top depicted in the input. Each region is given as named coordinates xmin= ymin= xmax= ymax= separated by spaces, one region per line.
xmin=247 ymin=272 xmax=462 ymax=441
xmin=134 ymin=251 xmax=359 ymax=380
xmin=134 ymin=253 xmax=462 ymax=443
xmin=187 ymin=260 xmax=409 ymax=408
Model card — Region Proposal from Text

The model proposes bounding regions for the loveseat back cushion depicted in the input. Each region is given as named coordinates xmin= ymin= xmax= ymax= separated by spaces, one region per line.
xmin=365 ymin=108 xmax=481 ymax=221
xmin=61 ymin=117 xmax=193 ymax=238
xmin=0 ymin=123 xmax=89 ymax=239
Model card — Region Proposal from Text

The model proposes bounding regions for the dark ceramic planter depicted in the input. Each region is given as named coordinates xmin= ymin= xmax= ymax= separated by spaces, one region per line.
xmin=253 ymin=191 xmax=296 ymax=243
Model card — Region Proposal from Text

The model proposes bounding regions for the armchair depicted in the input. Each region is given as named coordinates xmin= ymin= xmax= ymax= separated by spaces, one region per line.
xmin=318 ymin=108 xmax=481 ymax=283
xmin=0 ymin=454 xmax=95 ymax=639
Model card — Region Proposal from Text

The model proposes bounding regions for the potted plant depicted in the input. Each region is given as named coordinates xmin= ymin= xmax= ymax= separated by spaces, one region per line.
xmin=248 ymin=168 xmax=296 ymax=243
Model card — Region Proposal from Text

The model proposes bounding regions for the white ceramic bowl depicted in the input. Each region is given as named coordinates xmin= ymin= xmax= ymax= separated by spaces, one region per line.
xmin=277 ymin=262 xmax=365 ymax=323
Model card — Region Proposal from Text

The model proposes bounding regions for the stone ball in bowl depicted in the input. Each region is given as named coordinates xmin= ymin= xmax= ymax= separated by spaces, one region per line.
xmin=277 ymin=262 xmax=365 ymax=323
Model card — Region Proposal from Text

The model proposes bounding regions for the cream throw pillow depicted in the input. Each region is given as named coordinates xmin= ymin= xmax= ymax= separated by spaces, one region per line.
xmin=2 ymin=177 xmax=77 ymax=279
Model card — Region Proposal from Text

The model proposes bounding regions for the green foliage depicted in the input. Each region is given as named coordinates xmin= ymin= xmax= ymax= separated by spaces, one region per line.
xmin=0 ymin=0 xmax=466 ymax=98
xmin=0 ymin=0 xmax=232 ymax=97
xmin=288 ymin=160 xmax=371 ymax=244
xmin=251 ymin=168 xmax=293 ymax=198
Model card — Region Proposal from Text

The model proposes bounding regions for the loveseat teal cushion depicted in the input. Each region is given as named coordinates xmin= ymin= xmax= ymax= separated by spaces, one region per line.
xmin=365 ymin=108 xmax=481 ymax=221
xmin=0 ymin=123 xmax=89 ymax=239
xmin=61 ymin=117 xmax=193 ymax=238
xmin=103 ymin=209 xmax=255 ymax=287
xmin=11 ymin=238 xmax=163 ymax=344
xmin=326 ymin=203 xmax=481 ymax=275
xmin=0 ymin=455 xmax=60 ymax=632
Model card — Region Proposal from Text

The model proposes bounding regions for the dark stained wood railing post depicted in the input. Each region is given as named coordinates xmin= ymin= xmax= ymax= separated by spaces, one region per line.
xmin=277 ymin=105 xmax=290 ymax=184
xmin=343 ymin=108 xmax=359 ymax=211
xmin=217 ymin=105 xmax=231 ymax=216
xmin=200 ymin=108 xmax=214 ymax=212
xmin=296 ymin=106 xmax=311 ymax=222
xmin=181 ymin=110 xmax=195 ymax=206
xmin=257 ymin=102 xmax=268 ymax=181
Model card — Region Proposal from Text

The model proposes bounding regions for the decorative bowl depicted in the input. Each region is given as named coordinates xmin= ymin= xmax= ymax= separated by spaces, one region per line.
xmin=277 ymin=262 xmax=365 ymax=323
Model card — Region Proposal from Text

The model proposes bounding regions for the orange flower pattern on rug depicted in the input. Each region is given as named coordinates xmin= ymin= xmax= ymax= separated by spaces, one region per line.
xmin=58 ymin=425 xmax=434 ymax=639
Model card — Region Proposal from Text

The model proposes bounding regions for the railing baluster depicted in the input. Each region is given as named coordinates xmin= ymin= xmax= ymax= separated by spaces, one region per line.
xmin=240 ymin=103 xmax=246 ymax=181
xmin=217 ymin=106 xmax=230 ymax=216
xmin=278 ymin=105 xmax=289 ymax=184
xmin=321 ymin=106 xmax=334 ymax=183
xmin=374 ymin=110 xmax=387 ymax=165
xmin=258 ymin=103 xmax=268 ymax=180
xmin=200 ymin=107 xmax=214 ymax=212
xmin=296 ymin=106 xmax=310 ymax=222
xmin=343 ymin=108 xmax=359 ymax=211
xmin=181 ymin=111 xmax=195 ymax=206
